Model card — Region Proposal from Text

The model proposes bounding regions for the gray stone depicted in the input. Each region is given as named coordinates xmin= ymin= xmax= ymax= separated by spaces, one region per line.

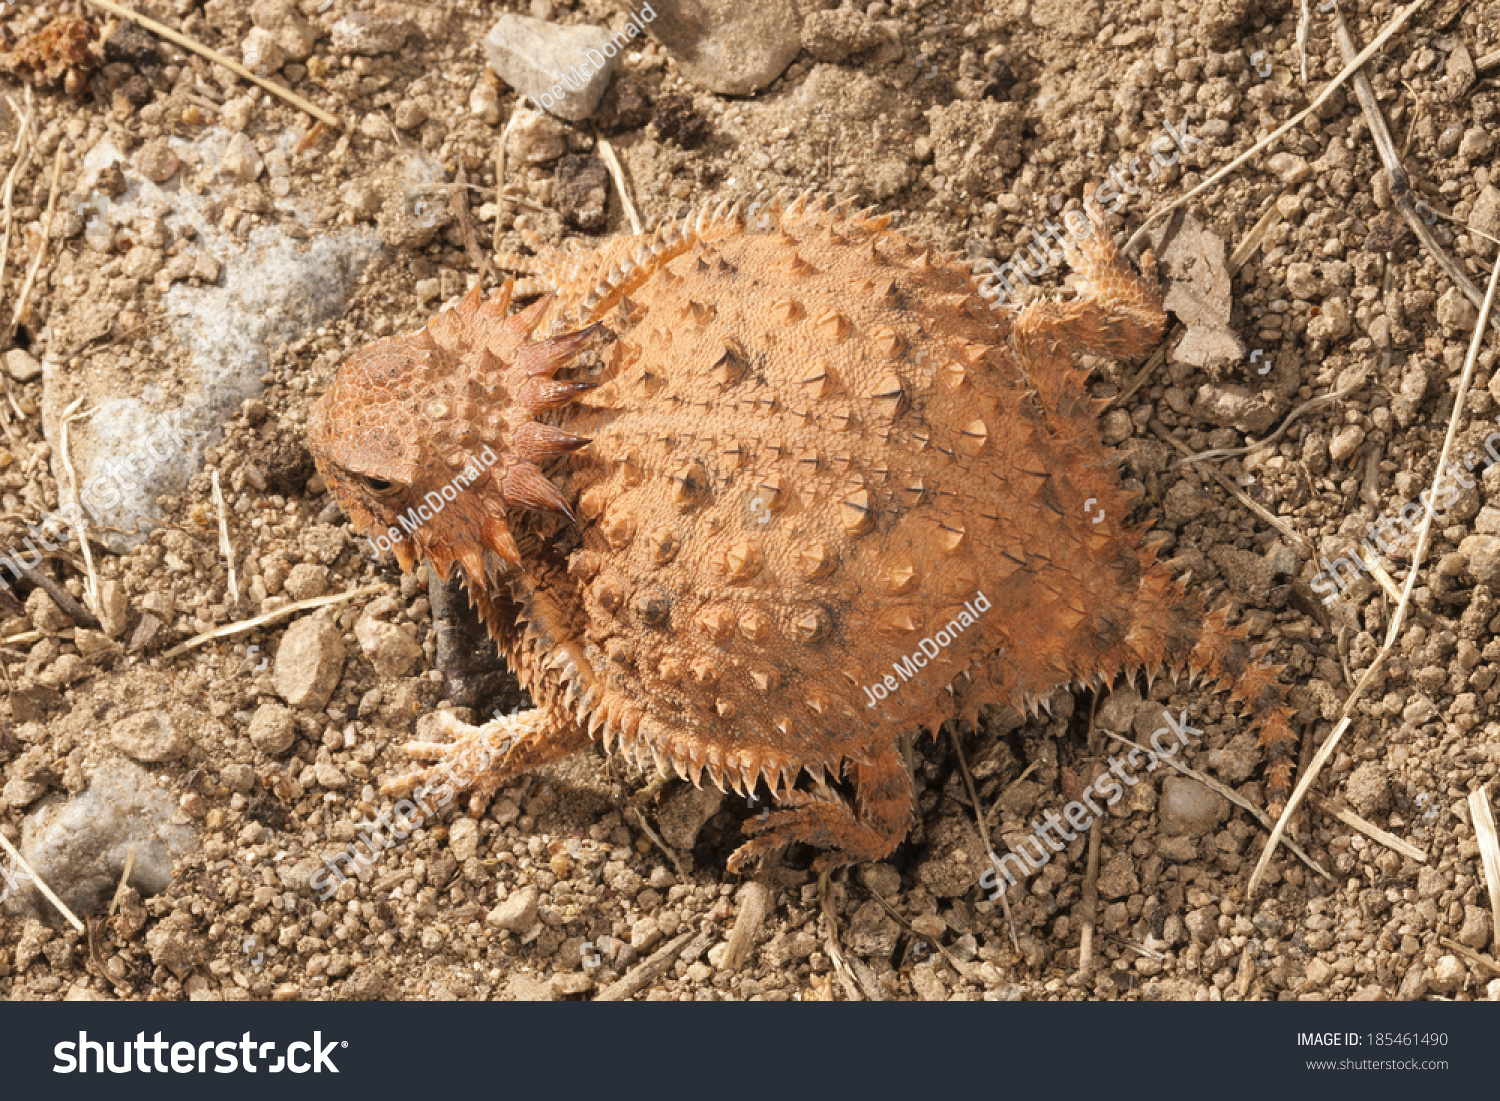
xmin=1158 ymin=777 xmax=1227 ymax=837
xmin=484 ymin=14 xmax=621 ymax=121
xmin=112 ymin=708 xmax=189 ymax=763
xmin=4 ymin=760 xmax=198 ymax=923
xmin=640 ymin=0 xmax=801 ymax=95
xmin=1192 ymin=382 xmax=1280 ymax=434
xmin=273 ymin=616 xmax=345 ymax=710
xmin=354 ymin=611 xmax=423 ymax=678
xmin=41 ymin=130 xmax=384 ymax=552
xmin=487 ymin=884 xmax=540 ymax=932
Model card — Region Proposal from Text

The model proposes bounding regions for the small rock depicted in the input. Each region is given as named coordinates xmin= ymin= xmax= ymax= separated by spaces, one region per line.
xmin=248 ymin=702 xmax=298 ymax=755
xmin=1267 ymin=152 xmax=1311 ymax=186
xmin=1470 ymin=186 xmax=1500 ymax=257
xmin=1285 ymin=261 xmax=1318 ymax=299
xmin=1344 ymin=760 xmax=1390 ymax=816
xmin=241 ymin=27 xmax=285 ymax=75
xmin=1459 ymin=535 xmax=1500 ymax=585
xmin=353 ymin=612 xmax=423 ymax=678
xmin=250 ymin=0 xmax=319 ymax=60
xmin=134 ymin=138 xmax=179 ymax=183
xmin=103 ymin=19 xmax=161 ymax=72
xmin=273 ymin=615 xmax=345 ymax=709
xmin=1152 ymin=214 xmax=1243 ymax=369
xmin=469 ymin=80 xmax=501 ymax=125
xmin=1446 ymin=44 xmax=1476 ymax=99
xmin=630 ymin=917 xmax=662 ymax=953
xmin=331 ymin=12 xmax=415 ymax=56
xmin=1437 ymin=286 xmax=1478 ymax=332
xmin=191 ymin=252 xmax=222 ymax=283
xmin=641 ymin=0 xmax=801 ymax=95
xmin=1097 ymin=852 xmax=1140 ymax=899
xmin=26 ymin=590 xmax=71 ymax=636
xmin=656 ymin=783 xmax=722 ymax=851
xmin=554 ymin=154 xmax=609 ymax=232
xmin=1162 ymin=480 xmax=1209 ymax=526
xmin=4 ymin=347 xmax=41 ymax=382
xmin=652 ymin=93 xmax=710 ymax=148
xmin=506 ymin=109 xmax=568 ymax=164
xmin=112 ymin=709 xmax=189 ymax=763
xmin=314 ymin=761 xmax=346 ymax=789
xmin=1192 ymin=382 xmax=1279 ymax=434
xmin=283 ymin=562 xmax=329 ymax=600
xmin=845 ymin=898 xmax=899 ymax=956
xmin=598 ymin=75 xmax=653 ymax=132
xmin=483 ymin=13 xmax=620 ymax=121
xmin=449 ymin=817 xmax=479 ymax=862
xmin=1457 ymin=906 xmax=1491 ymax=950
xmin=7 ymin=760 xmax=197 ymax=922
xmin=1158 ymin=777 xmax=1227 ymax=837
xmin=1327 ymin=424 xmax=1365 ymax=464
xmin=219 ymin=132 xmax=264 ymax=182
xmin=857 ymin=863 xmax=901 ymax=897
xmin=487 ymin=884 xmax=540 ymax=932
xmin=1429 ymin=954 xmax=1466 ymax=994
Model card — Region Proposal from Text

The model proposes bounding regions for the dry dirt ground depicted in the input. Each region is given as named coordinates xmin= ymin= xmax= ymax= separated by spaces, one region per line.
xmin=1 ymin=0 xmax=1499 ymax=1002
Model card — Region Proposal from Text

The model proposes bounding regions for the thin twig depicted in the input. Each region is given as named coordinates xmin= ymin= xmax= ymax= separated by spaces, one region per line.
xmin=12 ymin=559 xmax=101 ymax=632
xmin=1330 ymin=6 xmax=1500 ymax=333
xmin=159 ymin=584 xmax=384 ymax=659
xmin=8 ymin=143 xmax=63 ymax=340
xmin=625 ymin=804 xmax=687 ymax=880
xmin=1124 ymin=0 xmax=1429 ymax=256
xmin=1104 ymin=732 xmax=1330 ymax=880
xmin=1248 ymin=248 xmax=1500 ymax=897
xmin=1469 ymin=785 xmax=1500 ymax=956
xmin=1157 ymin=429 xmax=1316 ymax=556
xmin=596 ymin=136 xmax=642 ymax=235
xmin=0 ymin=828 xmax=84 ymax=931
xmin=1310 ymin=794 xmax=1426 ymax=863
xmin=209 ymin=469 xmax=238 ymax=609
xmin=107 ymin=847 xmax=136 ymax=918
xmin=58 ymin=398 xmax=99 ymax=616
xmin=80 ymin=0 xmax=343 ymax=130
xmin=1439 ymin=936 xmax=1500 ymax=976
xmin=593 ymin=926 xmax=705 ymax=1001
xmin=492 ymin=105 xmax=526 ymax=254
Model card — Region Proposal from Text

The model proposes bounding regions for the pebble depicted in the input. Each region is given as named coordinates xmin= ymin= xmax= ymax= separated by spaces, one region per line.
xmin=505 ymin=108 xmax=568 ymax=164
xmin=1285 ymin=261 xmax=1318 ymax=300
xmin=1459 ymin=535 xmax=1500 ymax=585
xmin=554 ymin=154 xmax=610 ymax=231
xmin=1158 ymin=777 xmax=1227 ymax=837
xmin=487 ymin=884 xmax=540 ymax=932
xmin=1327 ymin=424 xmax=1365 ymax=464
xmin=26 ymin=590 xmax=72 ymax=636
xmin=1436 ymin=286 xmax=1477 ymax=332
xmin=134 ymin=138 xmax=179 ymax=183
xmin=219 ymin=132 xmax=264 ymax=182
xmin=7 ymin=760 xmax=198 ymax=920
xmin=283 ymin=562 xmax=329 ymax=600
xmin=644 ymin=0 xmax=801 ymax=95
xmin=331 ymin=13 xmax=415 ymax=56
xmin=273 ymin=615 xmax=345 ymax=710
xmin=483 ymin=14 xmax=620 ymax=122
xmin=1344 ymin=761 xmax=1390 ymax=816
xmin=630 ymin=916 xmax=663 ymax=952
xmin=242 ymin=28 xmax=285 ymax=75
xmin=112 ymin=709 xmax=190 ymax=762
xmin=354 ymin=612 xmax=423 ymax=678
xmin=469 ymin=80 xmax=501 ymax=125
xmin=1429 ymin=954 xmax=1466 ymax=994
xmin=248 ymin=702 xmax=298 ymax=754
xmin=449 ymin=817 xmax=479 ymax=862
xmin=3 ymin=348 xmax=41 ymax=381
xmin=1191 ymin=382 xmax=1278 ymax=434
xmin=250 ymin=0 xmax=319 ymax=61
xmin=655 ymin=783 xmax=723 ymax=851
xmin=1469 ymin=185 xmax=1500 ymax=254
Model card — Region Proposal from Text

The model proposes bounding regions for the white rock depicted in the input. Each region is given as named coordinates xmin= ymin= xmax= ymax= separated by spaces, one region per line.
xmin=487 ymin=885 xmax=540 ymax=932
xmin=4 ymin=348 xmax=41 ymax=381
xmin=484 ymin=14 xmax=620 ymax=121
xmin=219 ymin=132 xmax=265 ymax=182
xmin=112 ymin=709 xmax=190 ymax=763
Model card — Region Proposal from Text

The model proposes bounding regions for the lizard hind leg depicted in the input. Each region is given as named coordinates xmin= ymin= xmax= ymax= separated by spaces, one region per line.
xmin=726 ymin=742 xmax=914 ymax=874
xmin=381 ymin=705 xmax=592 ymax=815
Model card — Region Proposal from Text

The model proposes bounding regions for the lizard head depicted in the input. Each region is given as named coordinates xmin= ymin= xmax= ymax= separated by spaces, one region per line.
xmin=308 ymin=282 xmax=598 ymax=587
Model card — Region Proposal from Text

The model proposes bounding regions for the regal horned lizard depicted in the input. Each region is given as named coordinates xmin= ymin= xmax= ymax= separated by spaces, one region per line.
xmin=307 ymin=192 xmax=1297 ymax=871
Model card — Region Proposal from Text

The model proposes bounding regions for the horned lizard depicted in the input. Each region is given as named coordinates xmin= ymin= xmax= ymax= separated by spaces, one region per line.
xmin=307 ymin=192 xmax=1297 ymax=871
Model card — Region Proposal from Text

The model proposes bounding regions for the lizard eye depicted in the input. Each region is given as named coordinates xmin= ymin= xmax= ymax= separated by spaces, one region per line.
xmin=362 ymin=475 xmax=396 ymax=493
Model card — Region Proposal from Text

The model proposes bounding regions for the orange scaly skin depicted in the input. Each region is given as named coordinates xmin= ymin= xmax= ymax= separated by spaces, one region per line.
xmin=307 ymin=193 xmax=1297 ymax=872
